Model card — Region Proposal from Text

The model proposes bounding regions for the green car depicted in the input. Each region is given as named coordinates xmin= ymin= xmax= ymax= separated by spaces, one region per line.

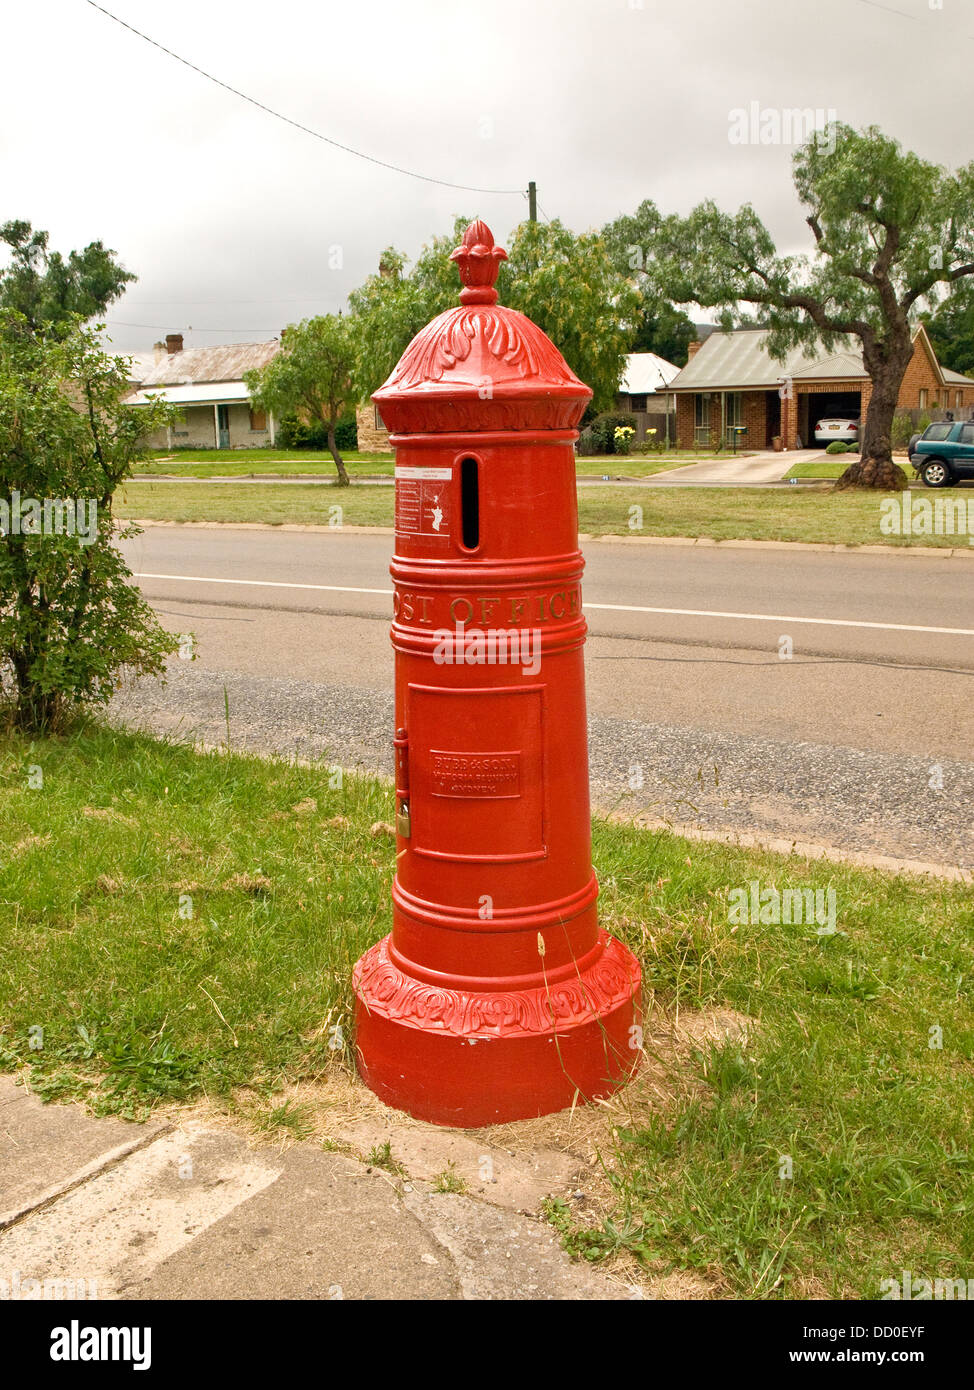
xmin=910 ymin=420 xmax=974 ymax=487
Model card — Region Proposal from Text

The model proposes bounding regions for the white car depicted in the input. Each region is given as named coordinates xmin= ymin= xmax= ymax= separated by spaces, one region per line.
xmin=814 ymin=417 xmax=859 ymax=445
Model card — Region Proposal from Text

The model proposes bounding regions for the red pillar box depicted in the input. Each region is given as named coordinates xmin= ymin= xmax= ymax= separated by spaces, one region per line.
xmin=352 ymin=220 xmax=641 ymax=1127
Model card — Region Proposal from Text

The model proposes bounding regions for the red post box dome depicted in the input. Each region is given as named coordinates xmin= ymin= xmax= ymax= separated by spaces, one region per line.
xmin=353 ymin=218 xmax=641 ymax=1127
xmin=372 ymin=220 xmax=593 ymax=434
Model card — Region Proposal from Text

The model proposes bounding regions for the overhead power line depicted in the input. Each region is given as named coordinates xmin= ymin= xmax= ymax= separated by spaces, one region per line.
xmin=108 ymin=320 xmax=282 ymax=334
xmin=84 ymin=1 xmax=525 ymax=196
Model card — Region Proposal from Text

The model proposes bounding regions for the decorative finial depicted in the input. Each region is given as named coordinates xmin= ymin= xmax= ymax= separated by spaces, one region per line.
xmin=450 ymin=220 xmax=507 ymax=305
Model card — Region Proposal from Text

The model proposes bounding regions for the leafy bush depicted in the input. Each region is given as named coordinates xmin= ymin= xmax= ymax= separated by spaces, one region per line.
xmin=825 ymin=440 xmax=848 ymax=454
xmin=0 ymin=315 xmax=179 ymax=731
xmin=891 ymin=414 xmax=915 ymax=449
xmin=585 ymin=411 xmax=637 ymax=455
xmin=613 ymin=424 xmax=636 ymax=456
xmin=277 ymin=412 xmax=358 ymax=451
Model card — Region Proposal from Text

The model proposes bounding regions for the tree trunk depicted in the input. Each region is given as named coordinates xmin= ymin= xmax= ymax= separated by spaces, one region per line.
xmin=327 ymin=423 xmax=349 ymax=486
xmin=834 ymin=360 xmax=908 ymax=491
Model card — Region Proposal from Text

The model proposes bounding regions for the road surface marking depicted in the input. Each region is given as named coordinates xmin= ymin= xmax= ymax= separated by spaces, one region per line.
xmin=135 ymin=572 xmax=389 ymax=596
xmin=132 ymin=573 xmax=974 ymax=638
xmin=588 ymin=602 xmax=974 ymax=637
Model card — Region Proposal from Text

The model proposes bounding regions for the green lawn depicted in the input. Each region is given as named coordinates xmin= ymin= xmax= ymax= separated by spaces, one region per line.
xmin=138 ymin=448 xmax=748 ymax=482
xmin=1 ymin=722 xmax=971 ymax=1298
xmin=784 ymin=455 xmax=918 ymax=481
xmin=114 ymin=479 xmax=960 ymax=547
xmin=139 ymin=449 xmax=395 ymax=478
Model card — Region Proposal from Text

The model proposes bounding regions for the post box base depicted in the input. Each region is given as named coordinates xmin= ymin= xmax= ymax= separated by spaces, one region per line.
xmin=352 ymin=931 xmax=641 ymax=1127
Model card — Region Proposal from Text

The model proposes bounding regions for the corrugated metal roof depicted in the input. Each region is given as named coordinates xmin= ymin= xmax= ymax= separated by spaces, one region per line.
xmin=668 ymin=329 xmax=867 ymax=391
xmin=121 ymin=351 xmax=158 ymax=384
xmin=619 ymin=352 xmax=680 ymax=394
xmin=942 ymin=366 xmax=974 ymax=385
xmin=136 ymin=340 xmax=279 ymax=387
xmin=124 ymin=381 xmax=253 ymax=407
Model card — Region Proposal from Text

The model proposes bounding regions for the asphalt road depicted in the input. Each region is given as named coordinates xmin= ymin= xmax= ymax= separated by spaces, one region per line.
xmin=114 ymin=525 xmax=974 ymax=872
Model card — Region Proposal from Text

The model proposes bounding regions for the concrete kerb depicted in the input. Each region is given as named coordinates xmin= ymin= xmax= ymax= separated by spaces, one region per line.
xmin=128 ymin=519 xmax=974 ymax=557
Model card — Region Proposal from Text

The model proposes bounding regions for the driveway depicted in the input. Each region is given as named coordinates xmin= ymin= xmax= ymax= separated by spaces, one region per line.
xmin=641 ymin=448 xmax=824 ymax=485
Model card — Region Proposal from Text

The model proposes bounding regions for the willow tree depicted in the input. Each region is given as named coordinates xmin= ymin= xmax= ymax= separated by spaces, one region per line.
xmin=647 ymin=124 xmax=974 ymax=489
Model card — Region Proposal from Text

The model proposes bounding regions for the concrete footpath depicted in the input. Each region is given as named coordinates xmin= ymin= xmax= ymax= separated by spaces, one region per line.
xmin=0 ymin=1077 xmax=635 ymax=1302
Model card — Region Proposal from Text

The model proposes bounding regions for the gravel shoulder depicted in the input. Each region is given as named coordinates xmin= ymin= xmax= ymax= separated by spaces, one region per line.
xmin=111 ymin=663 xmax=973 ymax=877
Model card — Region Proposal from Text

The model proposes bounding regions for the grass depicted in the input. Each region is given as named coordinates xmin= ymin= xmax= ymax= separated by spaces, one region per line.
xmin=1 ymin=721 xmax=972 ymax=1296
xmin=431 ymin=1162 xmax=468 ymax=1194
xmin=559 ymin=816 xmax=974 ymax=1298
xmin=784 ymin=454 xmax=919 ymax=482
xmin=114 ymin=479 xmax=961 ymax=547
xmin=116 ymin=479 xmax=393 ymax=528
xmin=137 ymin=448 xmax=747 ymax=481
xmin=140 ymin=450 xmax=396 ymax=479
xmin=366 ymin=1141 xmax=407 ymax=1177
xmin=0 ymin=722 xmax=389 ymax=1117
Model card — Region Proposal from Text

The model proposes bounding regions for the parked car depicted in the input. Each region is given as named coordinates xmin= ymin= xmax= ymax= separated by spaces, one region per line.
xmin=910 ymin=420 xmax=974 ymax=487
xmin=814 ymin=417 xmax=859 ymax=445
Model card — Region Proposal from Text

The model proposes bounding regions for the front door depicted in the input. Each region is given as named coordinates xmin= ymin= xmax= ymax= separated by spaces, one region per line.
xmin=217 ymin=404 xmax=230 ymax=449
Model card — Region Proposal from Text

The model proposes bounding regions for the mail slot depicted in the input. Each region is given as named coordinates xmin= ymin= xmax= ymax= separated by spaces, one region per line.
xmin=352 ymin=220 xmax=641 ymax=1126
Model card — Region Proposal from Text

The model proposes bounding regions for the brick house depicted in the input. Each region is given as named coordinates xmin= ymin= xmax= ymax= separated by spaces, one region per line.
xmin=667 ymin=325 xmax=974 ymax=450
xmin=124 ymin=334 xmax=280 ymax=449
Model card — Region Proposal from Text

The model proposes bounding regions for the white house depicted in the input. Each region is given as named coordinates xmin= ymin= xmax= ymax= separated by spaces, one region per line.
xmin=615 ymin=351 xmax=680 ymax=441
xmin=123 ymin=334 xmax=280 ymax=449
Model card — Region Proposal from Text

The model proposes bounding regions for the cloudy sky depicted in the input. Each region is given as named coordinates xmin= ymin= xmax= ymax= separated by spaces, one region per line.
xmin=3 ymin=0 xmax=972 ymax=351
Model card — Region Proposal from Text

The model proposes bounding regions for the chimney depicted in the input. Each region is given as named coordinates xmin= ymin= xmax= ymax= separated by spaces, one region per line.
xmin=153 ymin=340 xmax=167 ymax=364
xmin=687 ymin=341 xmax=702 ymax=359
xmin=165 ymin=333 xmax=183 ymax=355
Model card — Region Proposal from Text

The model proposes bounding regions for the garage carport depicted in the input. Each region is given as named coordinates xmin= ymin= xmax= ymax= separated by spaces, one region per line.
xmin=798 ymin=388 xmax=863 ymax=448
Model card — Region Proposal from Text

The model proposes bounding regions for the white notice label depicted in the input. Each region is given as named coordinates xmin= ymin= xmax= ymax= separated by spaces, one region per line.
xmin=395 ymin=467 xmax=453 ymax=480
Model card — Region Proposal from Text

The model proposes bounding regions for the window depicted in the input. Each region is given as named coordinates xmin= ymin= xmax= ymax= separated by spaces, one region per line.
xmin=694 ymin=394 xmax=710 ymax=445
xmin=959 ymin=424 xmax=974 ymax=445
xmin=374 ymin=406 xmax=386 ymax=431
xmin=919 ymin=389 xmax=928 ymax=409
xmin=249 ymin=407 xmax=267 ymax=431
xmin=725 ymin=393 xmax=743 ymax=428
xmin=957 ymin=391 xmax=964 ymax=409
xmin=924 ymin=423 xmax=953 ymax=441
xmin=630 ymin=394 xmax=648 ymax=413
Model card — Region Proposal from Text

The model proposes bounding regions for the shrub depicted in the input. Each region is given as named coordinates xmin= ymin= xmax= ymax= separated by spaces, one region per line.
xmin=891 ymin=413 xmax=915 ymax=449
xmin=577 ymin=428 xmax=597 ymax=454
xmin=277 ymin=412 xmax=358 ymax=451
xmin=825 ymin=440 xmax=848 ymax=454
xmin=0 ymin=316 xmax=179 ymax=731
xmin=586 ymin=412 xmax=637 ymax=455
xmin=613 ymin=424 xmax=636 ymax=456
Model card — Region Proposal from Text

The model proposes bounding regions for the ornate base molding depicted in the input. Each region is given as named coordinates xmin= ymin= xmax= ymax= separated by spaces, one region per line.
xmin=352 ymin=931 xmax=642 ymax=1126
xmin=353 ymin=930 xmax=640 ymax=1040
